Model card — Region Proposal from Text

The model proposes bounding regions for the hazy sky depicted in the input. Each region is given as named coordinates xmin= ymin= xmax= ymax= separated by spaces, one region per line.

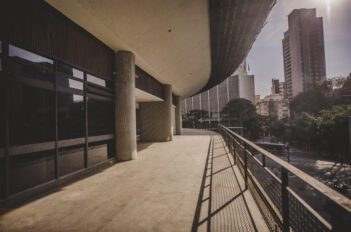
xmin=247 ymin=0 xmax=351 ymax=97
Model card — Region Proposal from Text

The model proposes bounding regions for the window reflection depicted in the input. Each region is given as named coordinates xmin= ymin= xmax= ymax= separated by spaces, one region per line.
xmin=87 ymin=74 xmax=106 ymax=87
xmin=0 ymin=76 xmax=4 ymax=149
xmin=88 ymin=140 xmax=114 ymax=166
xmin=57 ymin=76 xmax=84 ymax=90
xmin=9 ymin=83 xmax=55 ymax=146
xmin=9 ymin=151 xmax=55 ymax=194
xmin=58 ymin=92 xmax=85 ymax=140
xmin=9 ymin=45 xmax=53 ymax=69
xmin=0 ymin=157 xmax=4 ymax=199
xmin=88 ymin=96 xmax=114 ymax=136
xmin=58 ymin=145 xmax=84 ymax=177
xmin=57 ymin=63 xmax=83 ymax=79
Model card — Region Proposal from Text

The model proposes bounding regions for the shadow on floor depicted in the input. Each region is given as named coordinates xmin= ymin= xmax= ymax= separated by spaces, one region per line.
xmin=191 ymin=136 xmax=259 ymax=232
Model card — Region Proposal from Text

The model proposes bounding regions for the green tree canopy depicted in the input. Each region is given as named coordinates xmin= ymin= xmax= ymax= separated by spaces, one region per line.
xmin=290 ymin=87 xmax=330 ymax=115
xmin=221 ymin=98 xmax=256 ymax=121
xmin=221 ymin=98 xmax=260 ymax=139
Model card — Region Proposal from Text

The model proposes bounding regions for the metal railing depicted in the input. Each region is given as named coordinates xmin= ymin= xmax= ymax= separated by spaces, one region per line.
xmin=219 ymin=124 xmax=351 ymax=232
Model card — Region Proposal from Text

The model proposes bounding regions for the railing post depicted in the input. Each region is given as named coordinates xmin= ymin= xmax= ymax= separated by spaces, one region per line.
xmin=233 ymin=138 xmax=236 ymax=164
xmin=262 ymin=155 xmax=266 ymax=167
xmin=244 ymin=143 xmax=248 ymax=190
xmin=281 ymin=168 xmax=290 ymax=232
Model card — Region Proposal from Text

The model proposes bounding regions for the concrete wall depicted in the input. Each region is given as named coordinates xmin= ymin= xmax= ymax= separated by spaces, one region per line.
xmin=139 ymin=85 xmax=173 ymax=142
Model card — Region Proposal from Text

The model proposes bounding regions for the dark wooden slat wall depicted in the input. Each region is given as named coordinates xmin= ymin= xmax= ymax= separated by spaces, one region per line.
xmin=200 ymin=0 xmax=276 ymax=92
xmin=135 ymin=66 xmax=164 ymax=100
xmin=0 ymin=0 xmax=114 ymax=79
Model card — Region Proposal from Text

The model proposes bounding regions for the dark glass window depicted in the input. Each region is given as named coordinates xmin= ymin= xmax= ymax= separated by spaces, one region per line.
xmin=57 ymin=76 xmax=84 ymax=90
xmin=58 ymin=145 xmax=84 ymax=177
xmin=58 ymin=92 xmax=85 ymax=140
xmin=7 ymin=59 xmax=54 ymax=83
xmin=88 ymin=96 xmax=114 ymax=136
xmin=0 ymin=157 xmax=4 ymax=199
xmin=0 ymin=75 xmax=5 ymax=149
xmin=9 ymin=82 xmax=55 ymax=146
xmin=57 ymin=63 xmax=83 ymax=80
xmin=9 ymin=151 xmax=55 ymax=195
xmin=9 ymin=45 xmax=53 ymax=70
xmin=88 ymin=140 xmax=114 ymax=166
xmin=0 ymin=40 xmax=2 ymax=71
xmin=87 ymin=74 xmax=107 ymax=87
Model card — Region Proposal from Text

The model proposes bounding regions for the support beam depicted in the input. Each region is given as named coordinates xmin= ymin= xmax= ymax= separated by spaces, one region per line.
xmin=140 ymin=85 xmax=173 ymax=142
xmin=115 ymin=51 xmax=137 ymax=161
xmin=175 ymin=96 xmax=182 ymax=135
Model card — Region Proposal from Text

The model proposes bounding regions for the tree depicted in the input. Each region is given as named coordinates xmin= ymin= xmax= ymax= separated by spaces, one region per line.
xmin=221 ymin=98 xmax=260 ymax=139
xmin=182 ymin=110 xmax=208 ymax=128
xmin=290 ymin=87 xmax=330 ymax=115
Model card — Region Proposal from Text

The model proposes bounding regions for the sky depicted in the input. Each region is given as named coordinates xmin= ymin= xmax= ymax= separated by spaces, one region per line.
xmin=247 ymin=0 xmax=351 ymax=97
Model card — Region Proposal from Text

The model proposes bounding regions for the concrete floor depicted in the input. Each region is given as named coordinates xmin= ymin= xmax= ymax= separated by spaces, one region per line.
xmin=0 ymin=129 xmax=267 ymax=232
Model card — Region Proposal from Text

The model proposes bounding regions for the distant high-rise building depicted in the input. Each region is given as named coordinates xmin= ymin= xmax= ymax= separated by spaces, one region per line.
xmin=271 ymin=78 xmax=288 ymax=99
xmin=282 ymin=8 xmax=326 ymax=100
xmin=271 ymin=79 xmax=280 ymax=94
xmin=182 ymin=60 xmax=255 ymax=121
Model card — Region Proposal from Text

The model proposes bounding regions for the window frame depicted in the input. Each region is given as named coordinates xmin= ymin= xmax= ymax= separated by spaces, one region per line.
xmin=0 ymin=42 xmax=115 ymax=199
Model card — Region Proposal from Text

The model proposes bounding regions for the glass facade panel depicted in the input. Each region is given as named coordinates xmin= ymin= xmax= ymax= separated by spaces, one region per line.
xmin=57 ymin=76 xmax=84 ymax=90
xmin=57 ymin=63 xmax=83 ymax=79
xmin=0 ymin=43 xmax=115 ymax=200
xmin=58 ymin=145 xmax=84 ymax=177
xmin=88 ymin=140 xmax=114 ymax=166
xmin=58 ymin=92 xmax=85 ymax=140
xmin=9 ymin=45 xmax=53 ymax=69
xmin=7 ymin=59 xmax=54 ymax=83
xmin=88 ymin=96 xmax=114 ymax=136
xmin=0 ymin=74 xmax=5 ymax=149
xmin=9 ymin=82 xmax=55 ymax=146
xmin=0 ymin=49 xmax=5 ymax=199
xmin=9 ymin=151 xmax=55 ymax=195
xmin=0 ymin=157 xmax=5 ymax=199
xmin=87 ymin=74 xmax=106 ymax=87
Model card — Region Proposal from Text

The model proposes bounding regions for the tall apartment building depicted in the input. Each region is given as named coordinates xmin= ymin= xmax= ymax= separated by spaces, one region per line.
xmin=182 ymin=60 xmax=255 ymax=121
xmin=271 ymin=78 xmax=288 ymax=99
xmin=282 ymin=8 xmax=327 ymax=100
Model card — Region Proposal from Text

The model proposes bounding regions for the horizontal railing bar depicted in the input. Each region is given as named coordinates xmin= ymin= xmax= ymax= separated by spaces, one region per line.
xmin=220 ymin=124 xmax=351 ymax=213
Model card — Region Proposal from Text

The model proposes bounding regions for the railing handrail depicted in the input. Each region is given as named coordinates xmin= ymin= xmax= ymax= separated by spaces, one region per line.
xmin=219 ymin=124 xmax=351 ymax=213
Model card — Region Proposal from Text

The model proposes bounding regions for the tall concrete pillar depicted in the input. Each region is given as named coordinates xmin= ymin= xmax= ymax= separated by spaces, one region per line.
xmin=140 ymin=84 xmax=173 ymax=142
xmin=175 ymin=96 xmax=182 ymax=135
xmin=115 ymin=51 xmax=137 ymax=161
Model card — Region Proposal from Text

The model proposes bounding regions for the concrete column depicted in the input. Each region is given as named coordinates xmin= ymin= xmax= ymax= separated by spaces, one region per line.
xmin=115 ymin=51 xmax=137 ymax=161
xmin=175 ymin=96 xmax=182 ymax=135
xmin=140 ymin=84 xmax=173 ymax=142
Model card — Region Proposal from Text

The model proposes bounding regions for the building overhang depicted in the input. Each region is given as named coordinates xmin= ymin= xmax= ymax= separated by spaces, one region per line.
xmin=46 ymin=0 xmax=275 ymax=97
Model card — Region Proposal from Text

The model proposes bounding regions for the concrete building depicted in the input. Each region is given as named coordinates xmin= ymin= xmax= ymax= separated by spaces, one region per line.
xmin=256 ymin=94 xmax=290 ymax=120
xmin=271 ymin=78 xmax=288 ymax=99
xmin=0 ymin=0 xmax=274 ymax=206
xmin=182 ymin=60 xmax=255 ymax=122
xmin=282 ymin=8 xmax=327 ymax=100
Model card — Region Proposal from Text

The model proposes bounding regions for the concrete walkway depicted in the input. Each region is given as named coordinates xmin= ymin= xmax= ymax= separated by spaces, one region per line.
xmin=0 ymin=129 xmax=267 ymax=232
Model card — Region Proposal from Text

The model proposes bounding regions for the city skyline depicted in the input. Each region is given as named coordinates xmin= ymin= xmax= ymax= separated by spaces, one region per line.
xmin=248 ymin=0 xmax=351 ymax=97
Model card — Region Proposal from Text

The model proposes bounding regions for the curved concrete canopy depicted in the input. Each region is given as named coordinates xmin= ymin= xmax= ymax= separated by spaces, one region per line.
xmin=46 ymin=0 xmax=211 ymax=97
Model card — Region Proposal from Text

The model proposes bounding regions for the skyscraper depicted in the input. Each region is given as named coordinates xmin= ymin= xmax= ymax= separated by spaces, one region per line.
xmin=282 ymin=8 xmax=326 ymax=100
